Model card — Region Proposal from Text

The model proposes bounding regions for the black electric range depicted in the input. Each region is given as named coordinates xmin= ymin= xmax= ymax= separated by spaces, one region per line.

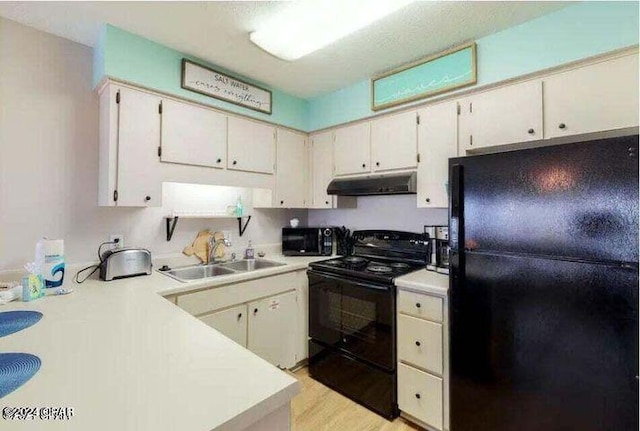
xmin=309 ymin=256 xmax=425 ymax=284
xmin=307 ymin=230 xmax=429 ymax=419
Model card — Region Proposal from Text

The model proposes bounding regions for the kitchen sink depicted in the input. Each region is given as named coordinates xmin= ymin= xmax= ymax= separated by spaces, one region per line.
xmin=220 ymin=259 xmax=286 ymax=272
xmin=162 ymin=264 xmax=236 ymax=281
xmin=159 ymin=259 xmax=286 ymax=282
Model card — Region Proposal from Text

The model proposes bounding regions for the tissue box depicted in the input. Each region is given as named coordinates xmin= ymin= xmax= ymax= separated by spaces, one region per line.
xmin=22 ymin=274 xmax=45 ymax=301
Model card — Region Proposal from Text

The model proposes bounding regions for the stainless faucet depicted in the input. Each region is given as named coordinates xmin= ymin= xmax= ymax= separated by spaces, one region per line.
xmin=208 ymin=235 xmax=232 ymax=264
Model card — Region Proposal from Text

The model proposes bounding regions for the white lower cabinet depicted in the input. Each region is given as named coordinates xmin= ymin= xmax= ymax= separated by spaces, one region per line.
xmin=397 ymin=288 xmax=448 ymax=431
xmin=175 ymin=271 xmax=306 ymax=369
xmin=248 ymin=291 xmax=297 ymax=369
xmin=398 ymin=363 xmax=443 ymax=430
xmin=200 ymin=304 xmax=248 ymax=347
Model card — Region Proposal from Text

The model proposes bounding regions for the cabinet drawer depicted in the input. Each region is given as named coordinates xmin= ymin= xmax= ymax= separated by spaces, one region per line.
xmin=398 ymin=363 xmax=443 ymax=430
xmin=398 ymin=315 xmax=442 ymax=375
xmin=398 ymin=290 xmax=442 ymax=322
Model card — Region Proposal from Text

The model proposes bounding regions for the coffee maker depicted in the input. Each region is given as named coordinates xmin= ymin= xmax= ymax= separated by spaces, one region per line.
xmin=424 ymin=225 xmax=450 ymax=274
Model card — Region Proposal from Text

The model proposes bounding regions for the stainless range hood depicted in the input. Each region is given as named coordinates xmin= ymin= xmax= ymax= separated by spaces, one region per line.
xmin=327 ymin=172 xmax=417 ymax=196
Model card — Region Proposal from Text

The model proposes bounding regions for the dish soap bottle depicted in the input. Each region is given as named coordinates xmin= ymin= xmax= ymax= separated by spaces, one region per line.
xmin=244 ymin=240 xmax=255 ymax=260
xmin=235 ymin=195 xmax=243 ymax=217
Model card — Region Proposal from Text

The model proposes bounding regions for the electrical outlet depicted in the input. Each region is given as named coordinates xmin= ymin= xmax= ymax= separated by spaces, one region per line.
xmin=110 ymin=234 xmax=124 ymax=248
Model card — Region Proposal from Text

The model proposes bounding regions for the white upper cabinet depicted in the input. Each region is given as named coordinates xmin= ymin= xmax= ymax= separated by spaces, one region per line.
xmin=275 ymin=129 xmax=308 ymax=208
xmin=227 ymin=116 xmax=276 ymax=174
xmin=160 ymin=99 xmax=227 ymax=168
xmin=371 ymin=110 xmax=418 ymax=172
xmin=310 ymin=131 xmax=335 ymax=209
xmin=459 ymin=80 xmax=543 ymax=153
xmin=543 ymin=53 xmax=639 ymax=139
xmin=333 ymin=122 xmax=371 ymax=176
xmin=98 ymin=86 xmax=162 ymax=207
xmin=417 ymin=102 xmax=458 ymax=208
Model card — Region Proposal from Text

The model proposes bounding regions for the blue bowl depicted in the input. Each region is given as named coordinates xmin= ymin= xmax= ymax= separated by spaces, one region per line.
xmin=0 ymin=353 xmax=41 ymax=398
xmin=0 ymin=311 xmax=43 ymax=337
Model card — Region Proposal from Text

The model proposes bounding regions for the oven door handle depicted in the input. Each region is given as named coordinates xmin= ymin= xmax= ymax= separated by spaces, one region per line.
xmin=307 ymin=269 xmax=392 ymax=292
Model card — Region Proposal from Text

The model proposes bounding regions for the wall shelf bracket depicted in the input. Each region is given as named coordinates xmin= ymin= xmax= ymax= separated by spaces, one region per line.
xmin=238 ymin=215 xmax=252 ymax=237
xmin=164 ymin=214 xmax=251 ymax=241
xmin=166 ymin=216 xmax=179 ymax=241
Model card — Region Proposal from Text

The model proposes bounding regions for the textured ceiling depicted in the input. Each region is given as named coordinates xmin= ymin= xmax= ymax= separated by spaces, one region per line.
xmin=0 ymin=1 xmax=569 ymax=98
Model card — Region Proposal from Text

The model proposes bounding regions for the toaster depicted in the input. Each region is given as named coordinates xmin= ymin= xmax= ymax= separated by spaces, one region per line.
xmin=99 ymin=248 xmax=152 ymax=281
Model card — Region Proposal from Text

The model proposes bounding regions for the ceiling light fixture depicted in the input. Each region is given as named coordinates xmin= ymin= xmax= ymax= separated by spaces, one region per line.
xmin=249 ymin=0 xmax=417 ymax=61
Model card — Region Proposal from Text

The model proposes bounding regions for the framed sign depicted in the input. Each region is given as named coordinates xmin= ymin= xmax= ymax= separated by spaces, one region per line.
xmin=371 ymin=42 xmax=477 ymax=111
xmin=181 ymin=59 xmax=272 ymax=114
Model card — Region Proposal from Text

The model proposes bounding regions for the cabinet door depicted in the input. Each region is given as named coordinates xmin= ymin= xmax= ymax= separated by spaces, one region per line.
xmin=544 ymin=54 xmax=639 ymax=139
xmin=248 ymin=291 xmax=297 ymax=369
xmin=371 ymin=111 xmax=418 ymax=172
xmin=333 ymin=122 xmax=371 ymax=176
xmin=228 ymin=116 xmax=275 ymax=174
xmin=117 ymin=87 xmax=162 ymax=207
xmin=459 ymin=80 xmax=543 ymax=153
xmin=200 ymin=304 xmax=248 ymax=347
xmin=398 ymin=363 xmax=443 ymax=430
xmin=417 ymin=102 xmax=458 ymax=208
xmin=294 ymin=272 xmax=309 ymax=362
xmin=275 ymin=129 xmax=308 ymax=208
xmin=160 ymin=99 xmax=227 ymax=168
xmin=310 ymin=131 xmax=335 ymax=209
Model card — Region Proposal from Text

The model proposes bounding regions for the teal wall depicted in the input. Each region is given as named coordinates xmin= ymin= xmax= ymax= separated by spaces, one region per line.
xmin=308 ymin=1 xmax=640 ymax=130
xmin=93 ymin=25 xmax=309 ymax=130
xmin=92 ymin=26 xmax=106 ymax=88
xmin=93 ymin=2 xmax=639 ymax=133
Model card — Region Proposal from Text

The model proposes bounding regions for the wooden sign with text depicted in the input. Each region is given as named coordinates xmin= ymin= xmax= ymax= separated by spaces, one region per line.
xmin=371 ymin=43 xmax=477 ymax=111
xmin=181 ymin=59 xmax=272 ymax=114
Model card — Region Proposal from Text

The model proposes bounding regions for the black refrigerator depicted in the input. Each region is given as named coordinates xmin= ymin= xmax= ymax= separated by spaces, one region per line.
xmin=448 ymin=135 xmax=639 ymax=431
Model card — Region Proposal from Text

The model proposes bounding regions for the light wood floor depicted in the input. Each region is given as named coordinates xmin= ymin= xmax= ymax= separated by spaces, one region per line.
xmin=291 ymin=367 xmax=422 ymax=431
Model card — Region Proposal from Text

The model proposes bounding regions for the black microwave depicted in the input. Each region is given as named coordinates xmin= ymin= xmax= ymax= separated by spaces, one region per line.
xmin=282 ymin=228 xmax=333 ymax=256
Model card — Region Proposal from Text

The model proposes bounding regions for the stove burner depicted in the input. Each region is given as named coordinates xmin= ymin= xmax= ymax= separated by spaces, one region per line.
xmin=389 ymin=262 xmax=411 ymax=270
xmin=367 ymin=264 xmax=393 ymax=274
xmin=344 ymin=257 xmax=368 ymax=264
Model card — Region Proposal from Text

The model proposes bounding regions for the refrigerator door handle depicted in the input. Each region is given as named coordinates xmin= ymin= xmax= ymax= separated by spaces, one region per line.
xmin=449 ymin=163 xmax=464 ymax=272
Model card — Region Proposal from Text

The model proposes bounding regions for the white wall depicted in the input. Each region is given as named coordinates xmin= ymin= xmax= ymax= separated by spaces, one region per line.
xmin=0 ymin=18 xmax=304 ymax=271
xmin=0 ymin=17 xmax=439 ymax=271
xmin=307 ymin=195 xmax=448 ymax=233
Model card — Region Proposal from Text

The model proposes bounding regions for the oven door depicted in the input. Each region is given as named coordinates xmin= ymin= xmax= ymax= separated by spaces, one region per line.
xmin=308 ymin=270 xmax=396 ymax=371
xmin=282 ymin=228 xmax=321 ymax=255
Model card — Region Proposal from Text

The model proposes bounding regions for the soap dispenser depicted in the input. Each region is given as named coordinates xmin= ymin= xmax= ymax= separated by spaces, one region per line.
xmin=244 ymin=240 xmax=255 ymax=260
xmin=235 ymin=195 xmax=244 ymax=217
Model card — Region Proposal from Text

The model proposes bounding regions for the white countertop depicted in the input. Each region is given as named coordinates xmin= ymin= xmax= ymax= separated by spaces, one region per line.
xmin=394 ymin=269 xmax=449 ymax=297
xmin=0 ymin=254 xmax=327 ymax=431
